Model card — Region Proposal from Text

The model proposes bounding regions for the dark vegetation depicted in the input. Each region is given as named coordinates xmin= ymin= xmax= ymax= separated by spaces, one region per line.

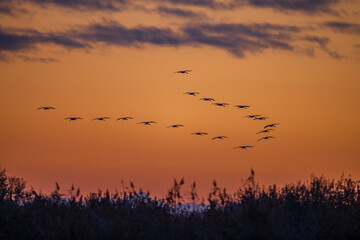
xmin=1 ymin=167 xmax=360 ymax=240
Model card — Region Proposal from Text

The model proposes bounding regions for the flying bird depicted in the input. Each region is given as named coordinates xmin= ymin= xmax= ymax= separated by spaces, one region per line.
xmin=256 ymin=129 xmax=275 ymax=134
xmin=212 ymin=136 xmax=228 ymax=140
xmin=244 ymin=115 xmax=261 ymax=118
xmin=167 ymin=124 xmax=184 ymax=128
xmin=138 ymin=121 xmax=157 ymax=125
xmin=233 ymin=146 xmax=254 ymax=149
xmin=191 ymin=132 xmax=208 ymax=136
xmin=212 ymin=103 xmax=229 ymax=107
xmin=64 ymin=117 xmax=82 ymax=121
xmin=257 ymin=136 xmax=276 ymax=142
xmin=184 ymin=92 xmax=200 ymax=96
xmin=92 ymin=117 xmax=110 ymax=121
xmin=234 ymin=105 xmax=250 ymax=109
xmin=253 ymin=116 xmax=268 ymax=120
xmin=199 ymin=98 xmax=215 ymax=102
xmin=37 ymin=107 xmax=56 ymax=110
xmin=264 ymin=123 xmax=279 ymax=129
xmin=117 ymin=117 xmax=134 ymax=120
xmin=175 ymin=70 xmax=192 ymax=74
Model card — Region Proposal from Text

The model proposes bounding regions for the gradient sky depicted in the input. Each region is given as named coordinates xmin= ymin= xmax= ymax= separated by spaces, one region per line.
xmin=1 ymin=0 xmax=359 ymax=198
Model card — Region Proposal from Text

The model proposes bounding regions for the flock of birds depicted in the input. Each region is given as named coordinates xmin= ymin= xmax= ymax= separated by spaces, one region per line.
xmin=37 ymin=70 xmax=279 ymax=150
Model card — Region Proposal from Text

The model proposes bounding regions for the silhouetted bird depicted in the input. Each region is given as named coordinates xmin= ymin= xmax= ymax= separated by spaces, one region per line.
xmin=175 ymin=70 xmax=192 ymax=74
xmin=233 ymin=146 xmax=254 ymax=149
xmin=199 ymin=98 xmax=215 ymax=102
xmin=256 ymin=129 xmax=275 ymax=134
xmin=212 ymin=136 xmax=228 ymax=140
xmin=167 ymin=124 xmax=184 ymax=128
xmin=234 ymin=105 xmax=250 ymax=109
xmin=254 ymin=116 xmax=268 ymax=120
xmin=184 ymin=92 xmax=200 ymax=96
xmin=244 ymin=115 xmax=261 ymax=118
xmin=212 ymin=103 xmax=229 ymax=107
xmin=92 ymin=117 xmax=110 ymax=121
xmin=257 ymin=136 xmax=276 ymax=142
xmin=138 ymin=121 xmax=157 ymax=125
xmin=264 ymin=123 xmax=279 ymax=129
xmin=37 ymin=107 xmax=56 ymax=110
xmin=191 ymin=132 xmax=208 ymax=136
xmin=64 ymin=117 xmax=82 ymax=121
xmin=117 ymin=117 xmax=134 ymax=120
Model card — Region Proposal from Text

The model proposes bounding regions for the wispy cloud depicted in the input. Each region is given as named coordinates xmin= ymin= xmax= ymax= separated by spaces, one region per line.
xmin=157 ymin=0 xmax=227 ymax=9
xmin=235 ymin=0 xmax=340 ymax=15
xmin=72 ymin=21 xmax=341 ymax=59
xmin=1 ymin=0 xmax=344 ymax=15
xmin=0 ymin=26 xmax=90 ymax=53
xmin=304 ymin=36 xmax=342 ymax=59
xmin=0 ymin=21 xmax=344 ymax=60
xmin=16 ymin=55 xmax=60 ymax=62
xmin=25 ymin=0 xmax=129 ymax=11
xmin=156 ymin=6 xmax=207 ymax=20
xmin=181 ymin=23 xmax=300 ymax=57
xmin=322 ymin=21 xmax=360 ymax=35
xmin=0 ymin=1 xmax=28 ymax=16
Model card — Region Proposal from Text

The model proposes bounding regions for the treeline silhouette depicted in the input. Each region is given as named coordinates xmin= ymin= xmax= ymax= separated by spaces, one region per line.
xmin=1 ymin=167 xmax=359 ymax=240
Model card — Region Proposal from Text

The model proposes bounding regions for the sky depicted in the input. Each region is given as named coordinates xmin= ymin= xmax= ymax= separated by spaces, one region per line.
xmin=0 ymin=0 xmax=360 ymax=198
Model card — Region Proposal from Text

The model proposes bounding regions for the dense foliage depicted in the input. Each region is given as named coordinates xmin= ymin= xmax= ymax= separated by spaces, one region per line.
xmin=1 ymin=167 xmax=359 ymax=240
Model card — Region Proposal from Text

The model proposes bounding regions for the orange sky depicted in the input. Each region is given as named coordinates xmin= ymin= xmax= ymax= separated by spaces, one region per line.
xmin=0 ymin=0 xmax=359 ymax=198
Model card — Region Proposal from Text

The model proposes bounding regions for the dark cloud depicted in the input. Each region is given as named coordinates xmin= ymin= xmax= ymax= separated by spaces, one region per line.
xmin=66 ymin=22 xmax=301 ymax=57
xmin=0 ymin=26 xmax=89 ymax=53
xmin=0 ymin=0 xmax=129 ymax=13
xmin=323 ymin=21 xmax=360 ymax=35
xmin=234 ymin=0 xmax=340 ymax=15
xmin=157 ymin=6 xmax=207 ymax=19
xmin=159 ymin=0 xmax=225 ymax=8
xmin=0 ymin=21 xmax=343 ymax=60
xmin=26 ymin=0 xmax=128 ymax=11
xmin=76 ymin=22 xmax=184 ymax=46
xmin=0 ymin=6 xmax=13 ymax=15
xmin=182 ymin=23 xmax=300 ymax=57
xmin=2 ymin=0 xmax=342 ymax=14
xmin=157 ymin=0 xmax=341 ymax=14
xmin=0 ymin=29 xmax=36 ymax=51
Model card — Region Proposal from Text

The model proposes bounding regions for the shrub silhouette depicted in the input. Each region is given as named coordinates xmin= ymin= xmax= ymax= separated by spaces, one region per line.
xmin=0 ymin=166 xmax=359 ymax=239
